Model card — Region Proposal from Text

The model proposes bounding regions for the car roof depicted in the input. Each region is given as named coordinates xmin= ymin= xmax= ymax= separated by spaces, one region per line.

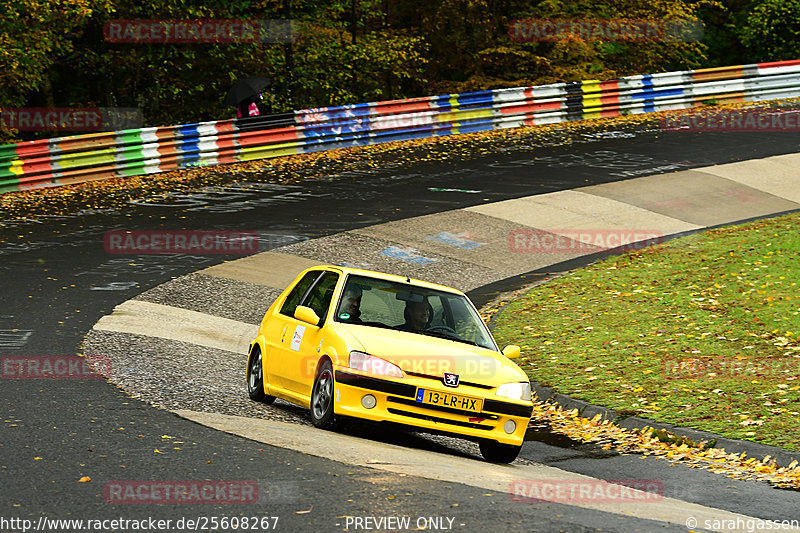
xmin=310 ymin=265 xmax=465 ymax=295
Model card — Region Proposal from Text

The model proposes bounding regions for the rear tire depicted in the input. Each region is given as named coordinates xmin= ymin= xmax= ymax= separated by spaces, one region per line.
xmin=479 ymin=439 xmax=522 ymax=464
xmin=310 ymin=359 xmax=337 ymax=429
xmin=247 ymin=348 xmax=276 ymax=404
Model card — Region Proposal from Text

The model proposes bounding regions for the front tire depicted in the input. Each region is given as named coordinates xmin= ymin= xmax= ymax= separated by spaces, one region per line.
xmin=310 ymin=359 xmax=337 ymax=429
xmin=479 ymin=439 xmax=522 ymax=464
xmin=247 ymin=348 xmax=276 ymax=404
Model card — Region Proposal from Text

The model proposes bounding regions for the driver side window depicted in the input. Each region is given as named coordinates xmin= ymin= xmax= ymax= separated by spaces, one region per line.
xmin=302 ymin=271 xmax=339 ymax=322
xmin=280 ymin=271 xmax=320 ymax=318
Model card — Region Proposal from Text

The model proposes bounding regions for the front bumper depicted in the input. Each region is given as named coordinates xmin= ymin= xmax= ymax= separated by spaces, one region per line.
xmin=334 ymin=369 xmax=532 ymax=446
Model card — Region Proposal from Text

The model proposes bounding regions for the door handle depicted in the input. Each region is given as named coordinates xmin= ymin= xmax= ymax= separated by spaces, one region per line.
xmin=281 ymin=324 xmax=288 ymax=342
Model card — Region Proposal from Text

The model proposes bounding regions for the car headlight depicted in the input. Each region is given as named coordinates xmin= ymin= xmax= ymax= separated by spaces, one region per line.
xmin=348 ymin=351 xmax=403 ymax=378
xmin=496 ymin=382 xmax=532 ymax=401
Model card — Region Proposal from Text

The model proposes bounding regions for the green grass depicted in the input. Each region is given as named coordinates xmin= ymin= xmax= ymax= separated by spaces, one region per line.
xmin=492 ymin=212 xmax=800 ymax=450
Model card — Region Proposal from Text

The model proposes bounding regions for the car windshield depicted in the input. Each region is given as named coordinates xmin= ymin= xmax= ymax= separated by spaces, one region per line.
xmin=334 ymin=274 xmax=497 ymax=351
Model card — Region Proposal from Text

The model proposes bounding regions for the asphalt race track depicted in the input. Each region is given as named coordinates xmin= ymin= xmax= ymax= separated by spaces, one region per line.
xmin=2 ymin=127 xmax=800 ymax=533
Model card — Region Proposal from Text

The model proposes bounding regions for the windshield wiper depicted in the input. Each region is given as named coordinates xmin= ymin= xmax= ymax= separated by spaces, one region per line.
xmin=422 ymin=330 xmax=482 ymax=347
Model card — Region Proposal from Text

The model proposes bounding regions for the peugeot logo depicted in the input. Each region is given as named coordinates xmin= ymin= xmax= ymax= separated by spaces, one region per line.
xmin=442 ymin=372 xmax=460 ymax=388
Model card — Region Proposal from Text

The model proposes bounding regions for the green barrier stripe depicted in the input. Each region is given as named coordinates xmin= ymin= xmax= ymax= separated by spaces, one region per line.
xmin=0 ymin=175 xmax=21 ymax=193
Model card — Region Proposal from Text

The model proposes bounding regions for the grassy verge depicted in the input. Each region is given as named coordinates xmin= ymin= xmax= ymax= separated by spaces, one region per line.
xmin=492 ymin=212 xmax=800 ymax=451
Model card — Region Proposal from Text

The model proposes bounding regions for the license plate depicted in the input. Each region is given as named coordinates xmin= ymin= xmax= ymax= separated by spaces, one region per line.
xmin=415 ymin=388 xmax=483 ymax=412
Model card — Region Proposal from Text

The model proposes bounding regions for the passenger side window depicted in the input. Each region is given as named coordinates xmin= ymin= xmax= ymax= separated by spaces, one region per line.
xmin=301 ymin=271 xmax=340 ymax=323
xmin=280 ymin=271 xmax=321 ymax=318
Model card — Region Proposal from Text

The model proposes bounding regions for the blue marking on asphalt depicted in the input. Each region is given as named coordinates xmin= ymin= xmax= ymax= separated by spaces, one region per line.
xmin=427 ymin=232 xmax=486 ymax=250
xmin=380 ymin=246 xmax=436 ymax=265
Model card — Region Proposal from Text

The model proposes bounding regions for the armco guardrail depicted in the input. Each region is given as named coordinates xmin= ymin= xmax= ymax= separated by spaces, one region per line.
xmin=3 ymin=59 xmax=800 ymax=194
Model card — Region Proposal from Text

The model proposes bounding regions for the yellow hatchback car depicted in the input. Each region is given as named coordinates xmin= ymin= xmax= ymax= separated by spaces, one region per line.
xmin=246 ymin=266 xmax=533 ymax=463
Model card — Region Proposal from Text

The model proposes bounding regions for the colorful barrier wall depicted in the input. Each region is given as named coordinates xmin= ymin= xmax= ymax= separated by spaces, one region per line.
xmin=3 ymin=59 xmax=800 ymax=194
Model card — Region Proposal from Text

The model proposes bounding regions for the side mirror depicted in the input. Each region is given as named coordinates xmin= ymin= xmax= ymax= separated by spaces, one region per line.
xmin=502 ymin=345 xmax=521 ymax=359
xmin=294 ymin=305 xmax=321 ymax=326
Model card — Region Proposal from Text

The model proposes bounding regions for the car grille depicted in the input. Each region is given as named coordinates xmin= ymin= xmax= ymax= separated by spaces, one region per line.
xmin=386 ymin=407 xmax=495 ymax=430
xmin=403 ymin=371 xmax=493 ymax=389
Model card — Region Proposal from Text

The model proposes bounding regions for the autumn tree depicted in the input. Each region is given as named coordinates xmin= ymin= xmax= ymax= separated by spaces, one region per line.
xmin=0 ymin=0 xmax=111 ymax=141
xmin=737 ymin=0 xmax=800 ymax=62
xmin=0 ymin=0 xmax=778 ymax=143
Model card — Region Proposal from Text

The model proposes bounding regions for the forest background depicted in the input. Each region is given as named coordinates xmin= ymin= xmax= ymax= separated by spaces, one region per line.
xmin=2 ymin=0 xmax=799 ymax=142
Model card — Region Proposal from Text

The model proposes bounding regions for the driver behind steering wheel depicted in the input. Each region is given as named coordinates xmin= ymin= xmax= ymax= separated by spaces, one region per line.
xmin=397 ymin=298 xmax=431 ymax=332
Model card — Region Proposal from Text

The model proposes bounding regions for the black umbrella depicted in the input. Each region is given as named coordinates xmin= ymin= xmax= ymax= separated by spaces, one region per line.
xmin=223 ymin=76 xmax=271 ymax=106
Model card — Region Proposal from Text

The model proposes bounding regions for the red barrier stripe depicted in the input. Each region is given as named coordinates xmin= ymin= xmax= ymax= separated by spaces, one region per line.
xmin=214 ymin=121 xmax=236 ymax=134
xmin=500 ymin=101 xmax=562 ymax=115
xmin=599 ymin=81 xmax=620 ymax=107
xmin=237 ymin=129 xmax=300 ymax=147
xmin=8 ymin=139 xmax=52 ymax=159
xmin=756 ymin=59 xmax=800 ymax=69
xmin=373 ymin=100 xmax=435 ymax=116
xmin=213 ymin=128 xmax=238 ymax=154
xmin=16 ymin=164 xmax=120 ymax=190
xmin=20 ymin=158 xmax=55 ymax=176
xmin=17 ymin=171 xmax=60 ymax=186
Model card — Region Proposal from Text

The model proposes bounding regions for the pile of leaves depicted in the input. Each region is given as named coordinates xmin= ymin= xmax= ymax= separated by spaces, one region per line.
xmin=532 ymin=402 xmax=800 ymax=489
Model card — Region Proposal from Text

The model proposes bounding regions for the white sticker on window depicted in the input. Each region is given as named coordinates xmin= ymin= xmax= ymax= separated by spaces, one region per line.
xmin=290 ymin=325 xmax=306 ymax=351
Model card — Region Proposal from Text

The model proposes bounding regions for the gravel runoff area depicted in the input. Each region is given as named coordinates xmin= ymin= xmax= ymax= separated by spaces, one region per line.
xmin=275 ymin=232 xmax=498 ymax=292
xmin=133 ymin=272 xmax=283 ymax=325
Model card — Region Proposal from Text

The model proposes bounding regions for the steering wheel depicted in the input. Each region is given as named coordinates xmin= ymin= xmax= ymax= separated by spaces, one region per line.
xmin=425 ymin=325 xmax=458 ymax=336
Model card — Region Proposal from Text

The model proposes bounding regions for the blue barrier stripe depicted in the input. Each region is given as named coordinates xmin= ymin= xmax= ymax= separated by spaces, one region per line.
xmin=456 ymin=91 xmax=495 ymax=107
xmin=630 ymin=88 xmax=686 ymax=100
xmin=178 ymin=125 xmax=200 ymax=138
xmin=177 ymin=138 xmax=200 ymax=154
xmin=641 ymin=75 xmax=655 ymax=112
